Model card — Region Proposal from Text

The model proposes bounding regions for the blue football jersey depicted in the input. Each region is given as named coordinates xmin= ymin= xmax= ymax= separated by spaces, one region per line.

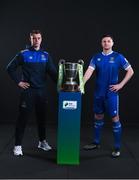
xmin=89 ymin=51 xmax=131 ymax=96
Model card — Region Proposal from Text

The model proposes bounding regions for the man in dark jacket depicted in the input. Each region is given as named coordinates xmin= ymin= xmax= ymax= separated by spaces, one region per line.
xmin=7 ymin=30 xmax=57 ymax=156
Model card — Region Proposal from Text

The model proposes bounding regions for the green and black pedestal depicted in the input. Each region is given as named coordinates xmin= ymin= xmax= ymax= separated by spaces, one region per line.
xmin=57 ymin=92 xmax=82 ymax=165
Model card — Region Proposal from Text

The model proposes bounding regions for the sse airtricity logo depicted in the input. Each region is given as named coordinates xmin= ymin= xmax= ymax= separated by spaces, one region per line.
xmin=63 ymin=101 xmax=77 ymax=110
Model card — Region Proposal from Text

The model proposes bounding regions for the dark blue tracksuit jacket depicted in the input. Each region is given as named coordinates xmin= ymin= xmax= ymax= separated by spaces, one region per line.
xmin=6 ymin=47 xmax=57 ymax=88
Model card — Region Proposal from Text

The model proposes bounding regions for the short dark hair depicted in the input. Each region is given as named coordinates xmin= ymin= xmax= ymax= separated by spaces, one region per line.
xmin=30 ymin=30 xmax=42 ymax=36
xmin=101 ymin=34 xmax=114 ymax=41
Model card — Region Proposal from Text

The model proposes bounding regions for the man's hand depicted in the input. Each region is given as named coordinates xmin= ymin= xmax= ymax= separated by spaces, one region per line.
xmin=109 ymin=83 xmax=123 ymax=92
xmin=18 ymin=82 xmax=30 ymax=89
xmin=109 ymin=67 xmax=134 ymax=92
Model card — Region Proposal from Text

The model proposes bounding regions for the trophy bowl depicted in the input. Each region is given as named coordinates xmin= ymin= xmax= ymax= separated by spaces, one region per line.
xmin=64 ymin=63 xmax=78 ymax=85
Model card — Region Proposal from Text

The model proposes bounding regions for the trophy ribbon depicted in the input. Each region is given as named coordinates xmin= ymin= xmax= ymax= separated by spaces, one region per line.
xmin=78 ymin=64 xmax=85 ymax=94
xmin=57 ymin=63 xmax=64 ymax=91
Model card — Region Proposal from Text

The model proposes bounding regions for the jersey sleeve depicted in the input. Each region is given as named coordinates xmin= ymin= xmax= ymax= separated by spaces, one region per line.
xmin=119 ymin=54 xmax=131 ymax=70
xmin=6 ymin=52 xmax=24 ymax=84
xmin=89 ymin=56 xmax=96 ymax=70
xmin=46 ymin=54 xmax=58 ymax=83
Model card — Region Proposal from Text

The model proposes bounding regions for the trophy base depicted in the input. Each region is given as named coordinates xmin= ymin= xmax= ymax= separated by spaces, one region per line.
xmin=62 ymin=84 xmax=79 ymax=92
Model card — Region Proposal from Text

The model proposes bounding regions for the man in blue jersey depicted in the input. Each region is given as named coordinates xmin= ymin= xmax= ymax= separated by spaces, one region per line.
xmin=7 ymin=30 xmax=57 ymax=156
xmin=83 ymin=34 xmax=134 ymax=157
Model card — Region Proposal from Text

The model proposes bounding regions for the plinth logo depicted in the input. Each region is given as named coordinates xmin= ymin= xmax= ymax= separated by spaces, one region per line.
xmin=63 ymin=101 xmax=77 ymax=110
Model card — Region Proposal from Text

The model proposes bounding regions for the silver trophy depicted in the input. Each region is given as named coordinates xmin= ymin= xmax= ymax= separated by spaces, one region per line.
xmin=58 ymin=59 xmax=84 ymax=92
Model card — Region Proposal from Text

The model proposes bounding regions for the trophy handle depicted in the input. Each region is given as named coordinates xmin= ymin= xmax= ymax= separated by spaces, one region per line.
xmin=78 ymin=59 xmax=84 ymax=65
xmin=77 ymin=59 xmax=85 ymax=94
xmin=59 ymin=59 xmax=65 ymax=65
xmin=58 ymin=59 xmax=65 ymax=92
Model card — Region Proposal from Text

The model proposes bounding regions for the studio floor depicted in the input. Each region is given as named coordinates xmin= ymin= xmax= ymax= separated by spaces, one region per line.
xmin=0 ymin=123 xmax=139 ymax=179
